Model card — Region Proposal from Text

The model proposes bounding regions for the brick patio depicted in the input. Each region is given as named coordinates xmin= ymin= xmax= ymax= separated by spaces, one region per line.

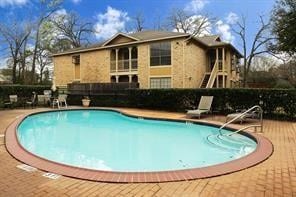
xmin=0 ymin=108 xmax=295 ymax=196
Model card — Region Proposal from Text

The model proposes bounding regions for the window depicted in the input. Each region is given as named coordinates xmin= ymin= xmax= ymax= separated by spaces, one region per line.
xmin=150 ymin=77 xmax=171 ymax=89
xmin=150 ymin=42 xmax=171 ymax=66
xmin=231 ymin=55 xmax=235 ymax=71
xmin=72 ymin=55 xmax=80 ymax=65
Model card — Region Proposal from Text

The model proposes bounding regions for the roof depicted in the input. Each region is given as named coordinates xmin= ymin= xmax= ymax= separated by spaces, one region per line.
xmin=129 ymin=31 xmax=189 ymax=41
xmin=196 ymin=35 xmax=225 ymax=46
xmin=52 ymin=30 xmax=242 ymax=57
xmin=195 ymin=35 xmax=243 ymax=57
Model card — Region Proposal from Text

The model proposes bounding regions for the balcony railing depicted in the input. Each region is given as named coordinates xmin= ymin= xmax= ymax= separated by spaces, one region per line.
xmin=110 ymin=58 xmax=138 ymax=72
xmin=131 ymin=59 xmax=138 ymax=71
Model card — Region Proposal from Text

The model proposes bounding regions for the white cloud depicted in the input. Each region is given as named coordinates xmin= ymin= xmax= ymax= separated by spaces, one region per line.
xmin=185 ymin=0 xmax=209 ymax=13
xmin=226 ymin=12 xmax=239 ymax=25
xmin=215 ymin=20 xmax=235 ymax=44
xmin=52 ymin=9 xmax=67 ymax=18
xmin=71 ymin=0 xmax=81 ymax=4
xmin=0 ymin=0 xmax=28 ymax=7
xmin=94 ymin=6 xmax=130 ymax=40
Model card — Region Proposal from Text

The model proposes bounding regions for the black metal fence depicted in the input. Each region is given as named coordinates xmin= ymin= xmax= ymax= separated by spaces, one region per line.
xmin=67 ymin=82 xmax=139 ymax=95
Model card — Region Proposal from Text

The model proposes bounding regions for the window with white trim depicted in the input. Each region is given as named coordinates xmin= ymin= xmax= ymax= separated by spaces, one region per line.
xmin=150 ymin=77 xmax=171 ymax=89
xmin=150 ymin=42 xmax=171 ymax=66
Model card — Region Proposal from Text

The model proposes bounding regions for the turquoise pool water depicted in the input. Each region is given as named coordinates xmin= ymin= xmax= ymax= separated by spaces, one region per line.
xmin=17 ymin=110 xmax=257 ymax=172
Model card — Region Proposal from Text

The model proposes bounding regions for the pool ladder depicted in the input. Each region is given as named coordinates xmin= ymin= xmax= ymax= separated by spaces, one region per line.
xmin=207 ymin=105 xmax=263 ymax=150
xmin=219 ymin=105 xmax=263 ymax=136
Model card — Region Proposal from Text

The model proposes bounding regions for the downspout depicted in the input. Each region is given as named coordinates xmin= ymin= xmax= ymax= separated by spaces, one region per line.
xmin=182 ymin=40 xmax=185 ymax=88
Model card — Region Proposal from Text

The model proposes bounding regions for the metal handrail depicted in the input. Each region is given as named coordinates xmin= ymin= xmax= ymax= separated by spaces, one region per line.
xmin=227 ymin=124 xmax=262 ymax=136
xmin=219 ymin=105 xmax=263 ymax=133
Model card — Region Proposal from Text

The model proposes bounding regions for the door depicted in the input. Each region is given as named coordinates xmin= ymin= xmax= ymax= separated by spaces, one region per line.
xmin=74 ymin=64 xmax=80 ymax=80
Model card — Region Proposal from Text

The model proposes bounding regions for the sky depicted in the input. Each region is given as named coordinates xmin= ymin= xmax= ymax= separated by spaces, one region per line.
xmin=0 ymin=0 xmax=276 ymax=68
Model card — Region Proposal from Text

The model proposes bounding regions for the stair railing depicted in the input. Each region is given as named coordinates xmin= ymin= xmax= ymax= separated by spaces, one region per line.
xmin=206 ymin=60 xmax=219 ymax=88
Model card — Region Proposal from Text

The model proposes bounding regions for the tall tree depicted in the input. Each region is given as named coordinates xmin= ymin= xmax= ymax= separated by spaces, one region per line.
xmin=270 ymin=0 xmax=296 ymax=55
xmin=18 ymin=39 xmax=32 ymax=84
xmin=232 ymin=15 xmax=273 ymax=87
xmin=30 ymin=0 xmax=62 ymax=84
xmin=0 ymin=21 xmax=31 ymax=83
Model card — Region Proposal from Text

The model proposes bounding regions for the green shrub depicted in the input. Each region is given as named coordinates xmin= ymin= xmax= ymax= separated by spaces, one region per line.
xmin=67 ymin=88 xmax=296 ymax=120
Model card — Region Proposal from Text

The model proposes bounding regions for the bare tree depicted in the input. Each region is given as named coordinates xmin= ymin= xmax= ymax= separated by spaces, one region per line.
xmin=166 ymin=8 xmax=212 ymax=36
xmin=131 ymin=12 xmax=145 ymax=32
xmin=0 ymin=21 xmax=31 ymax=83
xmin=36 ymin=47 xmax=52 ymax=84
xmin=49 ymin=12 xmax=93 ymax=48
xmin=18 ymin=39 xmax=32 ymax=83
xmin=31 ymin=0 xmax=62 ymax=84
xmin=232 ymin=15 xmax=274 ymax=87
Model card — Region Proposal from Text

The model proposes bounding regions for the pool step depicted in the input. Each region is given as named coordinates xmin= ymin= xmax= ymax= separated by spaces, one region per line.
xmin=217 ymin=134 xmax=255 ymax=147
xmin=206 ymin=134 xmax=255 ymax=154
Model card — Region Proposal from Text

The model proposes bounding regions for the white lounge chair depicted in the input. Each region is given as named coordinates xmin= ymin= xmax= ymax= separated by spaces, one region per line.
xmin=226 ymin=110 xmax=258 ymax=124
xmin=187 ymin=96 xmax=214 ymax=118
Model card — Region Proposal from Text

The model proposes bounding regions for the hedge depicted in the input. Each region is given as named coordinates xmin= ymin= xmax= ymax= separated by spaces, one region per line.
xmin=0 ymin=85 xmax=51 ymax=107
xmin=67 ymin=88 xmax=296 ymax=120
xmin=1 ymin=85 xmax=294 ymax=120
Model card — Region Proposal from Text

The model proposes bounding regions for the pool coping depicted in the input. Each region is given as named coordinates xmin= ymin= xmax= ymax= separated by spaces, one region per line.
xmin=5 ymin=107 xmax=273 ymax=183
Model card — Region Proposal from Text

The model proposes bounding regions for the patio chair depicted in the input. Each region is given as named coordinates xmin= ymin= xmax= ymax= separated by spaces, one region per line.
xmin=37 ymin=95 xmax=46 ymax=106
xmin=43 ymin=91 xmax=52 ymax=106
xmin=52 ymin=94 xmax=68 ymax=109
xmin=4 ymin=95 xmax=18 ymax=109
xmin=186 ymin=96 xmax=214 ymax=118
xmin=25 ymin=92 xmax=37 ymax=108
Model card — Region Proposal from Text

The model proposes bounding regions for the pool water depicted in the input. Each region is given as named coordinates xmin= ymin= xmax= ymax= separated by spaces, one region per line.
xmin=17 ymin=110 xmax=257 ymax=172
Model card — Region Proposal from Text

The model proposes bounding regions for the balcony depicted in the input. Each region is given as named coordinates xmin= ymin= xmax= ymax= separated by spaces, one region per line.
xmin=110 ymin=59 xmax=138 ymax=73
xmin=110 ymin=47 xmax=138 ymax=73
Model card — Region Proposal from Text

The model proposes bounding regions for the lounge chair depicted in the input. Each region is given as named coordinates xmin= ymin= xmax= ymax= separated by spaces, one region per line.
xmin=187 ymin=96 xmax=214 ymax=118
xmin=226 ymin=110 xmax=259 ymax=124
xmin=4 ymin=95 xmax=18 ymax=108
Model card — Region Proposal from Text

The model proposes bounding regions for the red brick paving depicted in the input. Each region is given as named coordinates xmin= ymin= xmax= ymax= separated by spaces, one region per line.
xmin=0 ymin=108 xmax=295 ymax=196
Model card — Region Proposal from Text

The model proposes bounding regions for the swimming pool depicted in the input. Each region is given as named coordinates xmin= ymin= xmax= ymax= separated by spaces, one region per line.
xmin=6 ymin=109 xmax=273 ymax=182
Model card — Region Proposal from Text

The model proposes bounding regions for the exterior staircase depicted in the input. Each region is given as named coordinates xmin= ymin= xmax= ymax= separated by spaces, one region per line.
xmin=200 ymin=74 xmax=210 ymax=88
xmin=200 ymin=60 xmax=219 ymax=88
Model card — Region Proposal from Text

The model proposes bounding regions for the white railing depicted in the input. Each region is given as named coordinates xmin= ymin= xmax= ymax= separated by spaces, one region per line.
xmin=206 ymin=61 xmax=219 ymax=88
xmin=118 ymin=59 xmax=129 ymax=72
xmin=110 ymin=58 xmax=138 ymax=72
xmin=219 ymin=105 xmax=264 ymax=134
